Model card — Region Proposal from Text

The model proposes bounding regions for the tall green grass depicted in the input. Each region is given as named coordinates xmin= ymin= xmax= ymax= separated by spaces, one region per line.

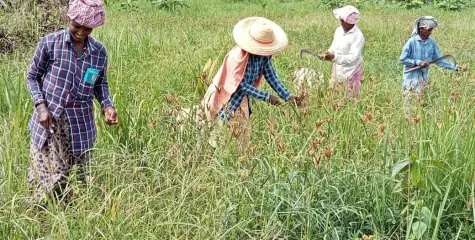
xmin=1 ymin=0 xmax=474 ymax=238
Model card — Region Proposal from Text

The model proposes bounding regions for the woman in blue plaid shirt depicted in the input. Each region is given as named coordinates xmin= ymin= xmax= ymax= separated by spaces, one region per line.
xmin=25 ymin=0 xmax=118 ymax=206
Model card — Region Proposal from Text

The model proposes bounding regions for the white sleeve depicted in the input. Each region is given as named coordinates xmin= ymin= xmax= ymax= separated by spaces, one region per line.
xmin=328 ymin=28 xmax=340 ymax=54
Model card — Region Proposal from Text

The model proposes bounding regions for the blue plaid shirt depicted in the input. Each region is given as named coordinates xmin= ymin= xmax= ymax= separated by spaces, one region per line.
xmin=219 ymin=55 xmax=292 ymax=119
xmin=400 ymin=35 xmax=458 ymax=91
xmin=26 ymin=29 xmax=114 ymax=156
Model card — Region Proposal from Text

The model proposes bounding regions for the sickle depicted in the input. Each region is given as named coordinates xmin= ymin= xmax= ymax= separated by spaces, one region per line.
xmin=300 ymin=49 xmax=318 ymax=58
xmin=299 ymin=48 xmax=325 ymax=59
xmin=405 ymin=55 xmax=456 ymax=73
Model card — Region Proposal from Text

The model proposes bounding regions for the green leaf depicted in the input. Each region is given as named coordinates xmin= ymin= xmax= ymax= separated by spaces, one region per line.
xmin=431 ymin=178 xmax=452 ymax=240
xmin=392 ymin=160 xmax=410 ymax=177
xmin=202 ymin=59 xmax=212 ymax=73
xmin=195 ymin=73 xmax=205 ymax=100
xmin=429 ymin=176 xmax=443 ymax=196
xmin=207 ymin=56 xmax=220 ymax=86
xmin=421 ymin=206 xmax=433 ymax=223
xmin=411 ymin=163 xmax=421 ymax=187
xmin=412 ymin=221 xmax=428 ymax=239
xmin=400 ymin=205 xmax=409 ymax=216
xmin=428 ymin=160 xmax=448 ymax=171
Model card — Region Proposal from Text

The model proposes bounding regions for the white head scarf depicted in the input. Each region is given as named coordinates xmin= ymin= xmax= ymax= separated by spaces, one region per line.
xmin=333 ymin=5 xmax=361 ymax=25
xmin=412 ymin=16 xmax=438 ymax=37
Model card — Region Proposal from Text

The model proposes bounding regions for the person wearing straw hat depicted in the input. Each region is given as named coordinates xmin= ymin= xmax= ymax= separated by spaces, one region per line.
xmin=202 ymin=16 xmax=302 ymax=150
xmin=320 ymin=5 xmax=365 ymax=98
xmin=25 ymin=0 xmax=118 ymax=206
xmin=399 ymin=16 xmax=466 ymax=118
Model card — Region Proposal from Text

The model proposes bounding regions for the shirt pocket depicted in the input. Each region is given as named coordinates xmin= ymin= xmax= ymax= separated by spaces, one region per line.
xmin=72 ymin=73 xmax=95 ymax=101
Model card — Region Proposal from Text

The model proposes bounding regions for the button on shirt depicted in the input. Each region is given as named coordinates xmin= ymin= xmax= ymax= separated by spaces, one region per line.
xmin=399 ymin=35 xmax=458 ymax=91
xmin=219 ymin=55 xmax=292 ymax=119
xmin=26 ymin=29 xmax=114 ymax=156
xmin=328 ymin=25 xmax=365 ymax=82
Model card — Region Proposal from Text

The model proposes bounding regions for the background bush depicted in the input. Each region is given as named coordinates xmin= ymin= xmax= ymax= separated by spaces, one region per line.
xmin=0 ymin=0 xmax=68 ymax=54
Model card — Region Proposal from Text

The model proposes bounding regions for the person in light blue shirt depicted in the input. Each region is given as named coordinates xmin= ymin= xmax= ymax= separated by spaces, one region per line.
xmin=399 ymin=16 xmax=465 ymax=117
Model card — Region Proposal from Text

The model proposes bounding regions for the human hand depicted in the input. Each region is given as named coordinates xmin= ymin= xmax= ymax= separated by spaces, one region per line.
xmin=36 ymin=103 xmax=54 ymax=130
xmin=104 ymin=107 xmax=119 ymax=125
xmin=457 ymin=64 xmax=467 ymax=72
xmin=420 ymin=61 xmax=429 ymax=67
xmin=268 ymin=95 xmax=282 ymax=106
xmin=288 ymin=96 xmax=303 ymax=106
xmin=324 ymin=53 xmax=335 ymax=61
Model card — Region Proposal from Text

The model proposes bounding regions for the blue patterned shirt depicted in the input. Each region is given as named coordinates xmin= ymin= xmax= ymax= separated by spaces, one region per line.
xmin=399 ymin=35 xmax=458 ymax=91
xmin=26 ymin=29 xmax=114 ymax=156
xmin=219 ymin=55 xmax=292 ymax=119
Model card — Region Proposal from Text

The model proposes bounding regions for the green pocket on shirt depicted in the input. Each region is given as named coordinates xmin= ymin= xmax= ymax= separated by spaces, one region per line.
xmin=83 ymin=68 xmax=100 ymax=84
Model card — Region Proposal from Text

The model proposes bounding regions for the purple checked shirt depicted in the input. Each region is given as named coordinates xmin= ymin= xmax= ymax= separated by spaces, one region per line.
xmin=26 ymin=29 xmax=114 ymax=156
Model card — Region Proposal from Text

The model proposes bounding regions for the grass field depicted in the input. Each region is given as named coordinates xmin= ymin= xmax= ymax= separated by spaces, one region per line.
xmin=1 ymin=0 xmax=475 ymax=239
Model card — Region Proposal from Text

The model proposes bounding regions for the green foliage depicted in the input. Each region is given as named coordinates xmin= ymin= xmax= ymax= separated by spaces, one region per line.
xmin=278 ymin=0 xmax=304 ymax=2
xmin=321 ymin=0 xmax=366 ymax=9
xmin=224 ymin=0 xmax=269 ymax=8
xmin=119 ymin=0 xmax=139 ymax=10
xmin=195 ymin=57 xmax=219 ymax=100
xmin=1 ymin=1 xmax=475 ymax=239
xmin=322 ymin=0 xmax=347 ymax=8
xmin=397 ymin=0 xmax=428 ymax=9
xmin=437 ymin=0 xmax=469 ymax=11
xmin=150 ymin=0 xmax=190 ymax=11
xmin=409 ymin=201 xmax=433 ymax=239
xmin=225 ymin=0 xmax=262 ymax=3
xmin=0 ymin=0 xmax=68 ymax=54
xmin=103 ymin=0 xmax=119 ymax=6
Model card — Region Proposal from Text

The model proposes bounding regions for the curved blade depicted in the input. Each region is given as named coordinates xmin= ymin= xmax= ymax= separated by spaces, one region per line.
xmin=404 ymin=55 xmax=457 ymax=73
xmin=300 ymin=49 xmax=318 ymax=58
xmin=429 ymin=55 xmax=455 ymax=64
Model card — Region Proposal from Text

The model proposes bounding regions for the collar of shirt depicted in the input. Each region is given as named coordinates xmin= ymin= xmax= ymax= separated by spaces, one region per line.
xmin=340 ymin=25 xmax=358 ymax=35
xmin=64 ymin=28 xmax=99 ymax=56
xmin=414 ymin=34 xmax=432 ymax=43
xmin=346 ymin=25 xmax=357 ymax=34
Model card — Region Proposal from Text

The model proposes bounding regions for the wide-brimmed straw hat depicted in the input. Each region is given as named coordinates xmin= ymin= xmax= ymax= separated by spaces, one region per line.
xmin=232 ymin=17 xmax=288 ymax=56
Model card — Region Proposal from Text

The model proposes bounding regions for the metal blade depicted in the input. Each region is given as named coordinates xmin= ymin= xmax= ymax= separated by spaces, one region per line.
xmin=429 ymin=55 xmax=456 ymax=64
xmin=405 ymin=55 xmax=457 ymax=73
xmin=299 ymin=49 xmax=318 ymax=58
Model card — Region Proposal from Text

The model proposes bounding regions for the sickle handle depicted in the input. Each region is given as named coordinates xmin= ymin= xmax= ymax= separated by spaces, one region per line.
xmin=404 ymin=65 xmax=425 ymax=73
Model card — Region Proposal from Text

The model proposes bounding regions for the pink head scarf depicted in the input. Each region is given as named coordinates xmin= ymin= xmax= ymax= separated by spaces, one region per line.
xmin=67 ymin=0 xmax=105 ymax=28
xmin=333 ymin=5 xmax=360 ymax=25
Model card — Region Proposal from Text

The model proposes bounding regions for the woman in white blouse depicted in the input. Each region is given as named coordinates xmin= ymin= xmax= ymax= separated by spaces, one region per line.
xmin=320 ymin=5 xmax=365 ymax=98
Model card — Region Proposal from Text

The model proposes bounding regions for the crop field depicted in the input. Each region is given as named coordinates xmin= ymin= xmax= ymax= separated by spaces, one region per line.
xmin=0 ymin=0 xmax=474 ymax=239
